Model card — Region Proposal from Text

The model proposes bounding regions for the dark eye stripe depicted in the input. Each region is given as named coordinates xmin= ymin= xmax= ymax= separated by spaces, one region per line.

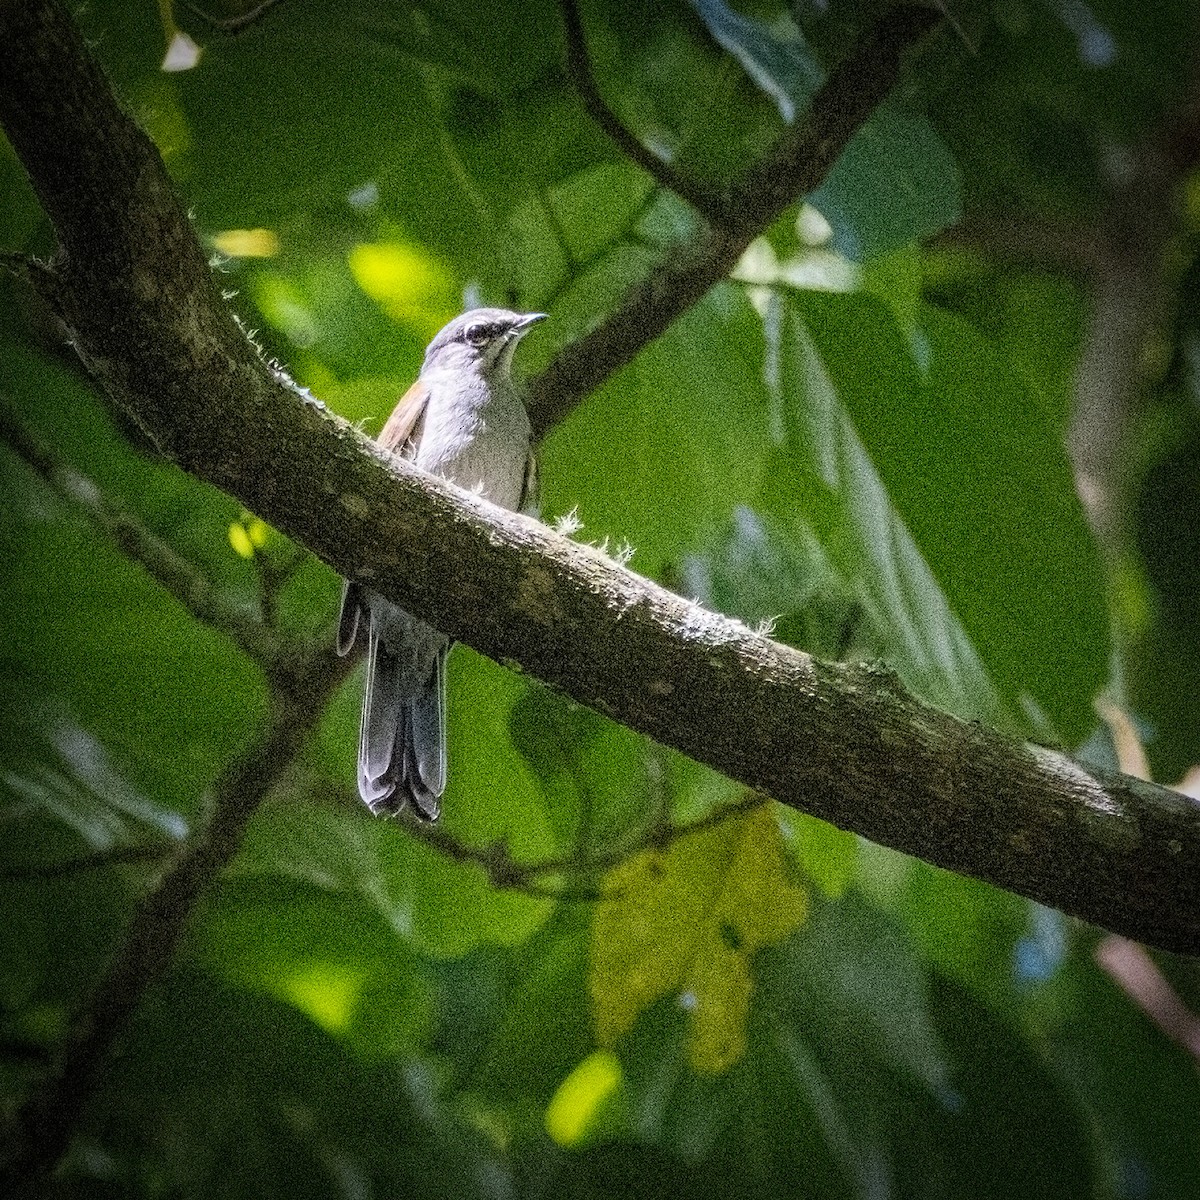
xmin=464 ymin=322 xmax=499 ymax=345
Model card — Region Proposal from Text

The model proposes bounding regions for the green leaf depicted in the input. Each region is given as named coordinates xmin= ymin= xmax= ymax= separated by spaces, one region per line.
xmin=1 ymin=414 xmax=269 ymax=818
xmin=1046 ymin=949 xmax=1200 ymax=1200
xmin=778 ymin=893 xmax=950 ymax=1094
xmin=233 ymin=801 xmax=554 ymax=962
xmin=775 ymin=808 xmax=857 ymax=899
xmin=811 ymin=101 xmax=963 ymax=261
xmin=542 ymin=286 xmax=773 ymax=577
xmin=688 ymin=0 xmax=959 ymax=258
xmin=762 ymin=290 xmax=1109 ymax=742
xmin=759 ymin=298 xmax=1014 ymax=731
xmin=893 ymin=855 xmax=1035 ymax=1012
xmin=919 ymin=973 xmax=1097 ymax=1198
xmin=470 ymin=908 xmax=595 ymax=1102
xmin=439 ymin=649 xmax=558 ymax=859
xmin=189 ymin=878 xmax=433 ymax=1056
xmin=104 ymin=968 xmax=508 ymax=1200
xmin=687 ymin=0 xmax=822 ymax=123
xmin=0 ymin=702 xmax=186 ymax=853
xmin=591 ymin=804 xmax=807 ymax=1074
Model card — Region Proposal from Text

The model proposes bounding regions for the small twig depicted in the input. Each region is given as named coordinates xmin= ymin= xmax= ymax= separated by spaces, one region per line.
xmin=535 ymin=185 xmax=662 ymax=315
xmin=1 ymin=650 xmax=352 ymax=1196
xmin=180 ymin=0 xmax=286 ymax=35
xmin=399 ymin=788 xmax=768 ymax=893
xmin=1 ymin=844 xmax=170 ymax=882
xmin=0 ymin=402 xmax=281 ymax=667
xmin=938 ymin=213 xmax=1106 ymax=277
xmin=558 ymin=0 xmax=728 ymax=226
xmin=252 ymin=542 xmax=306 ymax=631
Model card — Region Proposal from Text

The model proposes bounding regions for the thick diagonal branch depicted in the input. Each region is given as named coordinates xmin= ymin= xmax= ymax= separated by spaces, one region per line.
xmin=1 ymin=0 xmax=1197 ymax=950
xmin=3 ymin=1 xmax=1197 ymax=1189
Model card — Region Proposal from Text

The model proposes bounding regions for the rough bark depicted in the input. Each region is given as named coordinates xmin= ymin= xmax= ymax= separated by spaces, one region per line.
xmin=0 ymin=0 xmax=1196 ymax=958
xmin=2 ymin=3 xmax=1198 ymax=1188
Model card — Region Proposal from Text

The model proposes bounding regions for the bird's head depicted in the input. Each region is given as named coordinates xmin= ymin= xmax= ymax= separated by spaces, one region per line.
xmin=421 ymin=308 xmax=546 ymax=380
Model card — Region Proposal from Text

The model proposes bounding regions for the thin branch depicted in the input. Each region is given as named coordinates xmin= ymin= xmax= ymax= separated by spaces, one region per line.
xmin=180 ymin=0 xmax=286 ymax=35
xmin=557 ymin=0 xmax=728 ymax=225
xmin=938 ymin=212 xmax=1106 ymax=277
xmin=252 ymin=541 xmax=307 ymax=632
xmin=398 ymin=788 xmax=768 ymax=893
xmin=0 ymin=649 xmax=352 ymax=1196
xmin=529 ymin=3 xmax=944 ymax=435
xmin=0 ymin=403 xmax=281 ymax=667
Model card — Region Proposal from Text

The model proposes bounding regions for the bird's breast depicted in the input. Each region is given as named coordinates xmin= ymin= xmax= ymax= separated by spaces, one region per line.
xmin=416 ymin=375 xmax=531 ymax=512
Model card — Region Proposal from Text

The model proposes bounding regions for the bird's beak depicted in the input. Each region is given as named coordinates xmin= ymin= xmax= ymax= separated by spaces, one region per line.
xmin=513 ymin=312 xmax=547 ymax=336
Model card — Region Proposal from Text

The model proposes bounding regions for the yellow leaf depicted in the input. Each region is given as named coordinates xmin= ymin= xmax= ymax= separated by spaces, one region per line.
xmin=247 ymin=517 xmax=270 ymax=548
xmin=590 ymin=803 xmax=807 ymax=1075
xmin=212 ymin=228 xmax=280 ymax=258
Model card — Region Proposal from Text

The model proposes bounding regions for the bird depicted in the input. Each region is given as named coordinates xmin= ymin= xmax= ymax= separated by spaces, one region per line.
xmin=336 ymin=307 xmax=545 ymax=820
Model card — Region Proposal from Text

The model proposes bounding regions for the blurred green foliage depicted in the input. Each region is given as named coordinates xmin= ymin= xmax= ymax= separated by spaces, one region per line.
xmin=3 ymin=0 xmax=1200 ymax=1196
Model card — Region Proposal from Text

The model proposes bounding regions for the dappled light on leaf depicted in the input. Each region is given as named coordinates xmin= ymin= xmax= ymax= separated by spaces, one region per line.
xmin=545 ymin=1048 xmax=624 ymax=1148
xmin=189 ymin=881 xmax=434 ymax=1056
xmin=278 ymin=962 xmax=364 ymax=1035
xmin=227 ymin=515 xmax=268 ymax=559
xmin=591 ymin=804 xmax=806 ymax=1074
xmin=347 ymin=240 xmax=461 ymax=337
xmin=211 ymin=227 xmax=279 ymax=258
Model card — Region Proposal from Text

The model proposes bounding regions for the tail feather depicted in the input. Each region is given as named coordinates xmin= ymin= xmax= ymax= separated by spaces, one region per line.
xmin=358 ymin=623 xmax=401 ymax=810
xmin=405 ymin=648 xmax=446 ymax=818
xmin=357 ymin=609 xmax=447 ymax=820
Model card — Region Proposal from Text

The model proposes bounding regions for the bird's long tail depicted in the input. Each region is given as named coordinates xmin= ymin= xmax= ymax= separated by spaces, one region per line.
xmin=358 ymin=619 xmax=446 ymax=821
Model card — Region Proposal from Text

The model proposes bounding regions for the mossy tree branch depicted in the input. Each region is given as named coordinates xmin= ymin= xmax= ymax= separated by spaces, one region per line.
xmin=0 ymin=0 xmax=1196 ymax=952
xmin=2 ymin=0 xmax=1198 ymax=1190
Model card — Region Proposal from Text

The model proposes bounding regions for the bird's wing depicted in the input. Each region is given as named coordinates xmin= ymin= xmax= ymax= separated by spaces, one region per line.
xmin=378 ymin=377 xmax=430 ymax=457
xmin=338 ymin=377 xmax=430 ymax=656
xmin=519 ymin=447 xmax=539 ymax=517
xmin=336 ymin=578 xmax=361 ymax=656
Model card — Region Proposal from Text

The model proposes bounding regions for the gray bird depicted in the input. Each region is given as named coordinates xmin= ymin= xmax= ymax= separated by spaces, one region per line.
xmin=337 ymin=308 xmax=545 ymax=819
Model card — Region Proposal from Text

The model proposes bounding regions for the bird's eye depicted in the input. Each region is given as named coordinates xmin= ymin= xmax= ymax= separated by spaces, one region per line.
xmin=464 ymin=323 xmax=491 ymax=348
